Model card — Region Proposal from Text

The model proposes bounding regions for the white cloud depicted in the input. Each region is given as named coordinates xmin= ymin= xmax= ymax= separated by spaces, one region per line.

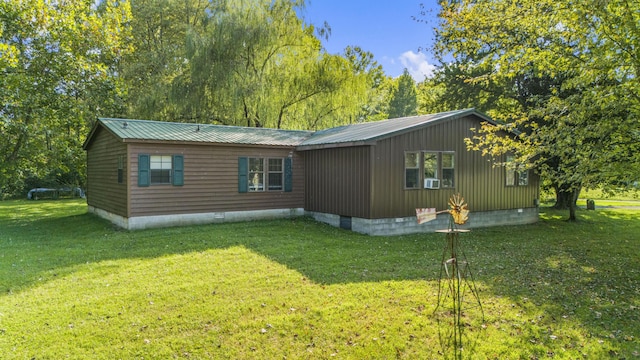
xmin=399 ymin=51 xmax=436 ymax=81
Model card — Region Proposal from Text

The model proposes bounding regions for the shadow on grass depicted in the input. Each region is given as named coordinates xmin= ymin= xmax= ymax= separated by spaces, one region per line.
xmin=2 ymin=201 xmax=639 ymax=356
xmin=466 ymin=207 xmax=640 ymax=356
xmin=0 ymin=200 xmax=447 ymax=293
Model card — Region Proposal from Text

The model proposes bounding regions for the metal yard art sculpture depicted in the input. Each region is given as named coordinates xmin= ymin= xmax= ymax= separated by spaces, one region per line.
xmin=416 ymin=194 xmax=483 ymax=360
xmin=415 ymin=193 xmax=469 ymax=226
xmin=447 ymin=193 xmax=469 ymax=226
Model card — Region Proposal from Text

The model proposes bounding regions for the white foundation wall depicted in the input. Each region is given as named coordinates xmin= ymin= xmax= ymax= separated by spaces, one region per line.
xmin=88 ymin=206 xmax=304 ymax=230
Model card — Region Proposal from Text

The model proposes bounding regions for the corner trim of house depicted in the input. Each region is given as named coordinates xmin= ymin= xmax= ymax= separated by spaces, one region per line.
xmin=88 ymin=206 xmax=304 ymax=230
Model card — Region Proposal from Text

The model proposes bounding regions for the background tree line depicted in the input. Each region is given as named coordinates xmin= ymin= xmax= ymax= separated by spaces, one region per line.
xmin=2 ymin=0 xmax=637 ymax=220
xmin=0 ymin=0 xmax=420 ymax=197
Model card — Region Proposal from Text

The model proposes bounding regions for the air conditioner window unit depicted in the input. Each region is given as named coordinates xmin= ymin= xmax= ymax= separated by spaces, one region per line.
xmin=424 ymin=178 xmax=440 ymax=189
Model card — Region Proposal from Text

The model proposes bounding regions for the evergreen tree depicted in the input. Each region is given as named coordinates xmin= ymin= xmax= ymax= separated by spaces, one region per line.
xmin=387 ymin=69 xmax=418 ymax=119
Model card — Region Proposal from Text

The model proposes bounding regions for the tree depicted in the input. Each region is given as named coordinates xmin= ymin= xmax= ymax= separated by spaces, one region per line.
xmin=342 ymin=46 xmax=388 ymax=122
xmin=416 ymin=78 xmax=445 ymax=115
xmin=168 ymin=0 xmax=378 ymax=130
xmin=0 ymin=0 xmax=132 ymax=196
xmin=121 ymin=0 xmax=213 ymax=121
xmin=432 ymin=0 xmax=640 ymax=221
xmin=387 ymin=69 xmax=418 ymax=119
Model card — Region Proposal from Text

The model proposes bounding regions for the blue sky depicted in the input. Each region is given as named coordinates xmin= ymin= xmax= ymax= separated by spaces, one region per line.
xmin=300 ymin=1 xmax=441 ymax=81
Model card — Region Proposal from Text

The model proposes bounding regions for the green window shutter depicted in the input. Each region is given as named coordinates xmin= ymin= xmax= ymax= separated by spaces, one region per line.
xmin=284 ymin=157 xmax=293 ymax=192
xmin=138 ymin=154 xmax=150 ymax=187
xmin=238 ymin=157 xmax=248 ymax=193
xmin=173 ymin=155 xmax=184 ymax=186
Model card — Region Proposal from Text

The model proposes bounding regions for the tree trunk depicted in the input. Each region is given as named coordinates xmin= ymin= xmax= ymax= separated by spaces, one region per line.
xmin=568 ymin=199 xmax=577 ymax=222
xmin=553 ymin=185 xmax=580 ymax=222
xmin=553 ymin=187 xmax=580 ymax=209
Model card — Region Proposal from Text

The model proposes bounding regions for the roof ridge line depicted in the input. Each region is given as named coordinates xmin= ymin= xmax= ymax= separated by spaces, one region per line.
xmin=98 ymin=117 xmax=315 ymax=134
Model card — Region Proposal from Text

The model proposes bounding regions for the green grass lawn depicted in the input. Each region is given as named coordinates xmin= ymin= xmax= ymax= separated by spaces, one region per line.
xmin=578 ymin=188 xmax=640 ymax=208
xmin=0 ymin=200 xmax=638 ymax=359
xmin=540 ymin=187 xmax=640 ymax=208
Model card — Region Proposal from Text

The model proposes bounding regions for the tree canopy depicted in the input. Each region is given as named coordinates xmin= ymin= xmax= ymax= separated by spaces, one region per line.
xmin=432 ymin=0 xmax=640 ymax=220
xmin=6 ymin=0 xmax=636 ymax=213
xmin=388 ymin=68 xmax=418 ymax=119
xmin=122 ymin=0 xmax=383 ymax=130
xmin=1 ymin=0 xmax=391 ymax=196
xmin=0 ymin=0 xmax=132 ymax=196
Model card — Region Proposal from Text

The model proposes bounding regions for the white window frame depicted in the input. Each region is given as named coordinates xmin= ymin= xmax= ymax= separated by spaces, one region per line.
xmin=404 ymin=151 xmax=456 ymax=190
xmin=248 ymin=157 xmax=286 ymax=192
xmin=248 ymin=157 xmax=265 ymax=191
xmin=150 ymin=155 xmax=172 ymax=185
xmin=404 ymin=152 xmax=421 ymax=189
xmin=441 ymin=152 xmax=455 ymax=188
xmin=267 ymin=158 xmax=284 ymax=191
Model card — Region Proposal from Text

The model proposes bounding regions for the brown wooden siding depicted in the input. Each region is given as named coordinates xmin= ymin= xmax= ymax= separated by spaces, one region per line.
xmin=86 ymin=127 xmax=129 ymax=216
xmin=127 ymin=143 xmax=304 ymax=217
xmin=303 ymin=146 xmax=372 ymax=218
xmin=369 ymin=115 xmax=539 ymax=218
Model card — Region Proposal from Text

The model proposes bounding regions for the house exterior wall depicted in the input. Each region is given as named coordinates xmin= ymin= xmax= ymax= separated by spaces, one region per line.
xmin=86 ymin=127 xmax=129 ymax=217
xmin=126 ymin=142 xmax=305 ymax=218
xmin=302 ymin=146 xmax=372 ymax=218
xmin=302 ymin=114 xmax=539 ymax=223
xmin=85 ymin=113 xmax=540 ymax=233
xmin=369 ymin=115 xmax=539 ymax=218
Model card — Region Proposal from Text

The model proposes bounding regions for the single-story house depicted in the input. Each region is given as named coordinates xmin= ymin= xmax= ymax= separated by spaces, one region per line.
xmin=83 ymin=108 xmax=539 ymax=235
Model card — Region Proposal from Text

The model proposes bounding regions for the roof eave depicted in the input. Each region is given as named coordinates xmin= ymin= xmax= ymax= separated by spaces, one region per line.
xmin=122 ymin=138 xmax=301 ymax=148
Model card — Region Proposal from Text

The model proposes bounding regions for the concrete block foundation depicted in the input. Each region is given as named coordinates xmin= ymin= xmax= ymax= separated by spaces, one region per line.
xmin=89 ymin=205 xmax=537 ymax=236
xmin=307 ymin=207 xmax=539 ymax=236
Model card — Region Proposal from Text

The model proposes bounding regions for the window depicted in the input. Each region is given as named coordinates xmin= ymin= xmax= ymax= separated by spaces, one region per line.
xmin=150 ymin=155 xmax=172 ymax=184
xmin=423 ymin=152 xmax=438 ymax=179
xmin=506 ymin=155 xmax=528 ymax=186
xmin=506 ymin=163 xmax=516 ymax=187
xmin=117 ymin=155 xmax=125 ymax=184
xmin=268 ymin=158 xmax=283 ymax=190
xmin=442 ymin=152 xmax=455 ymax=188
xmin=137 ymin=154 xmax=184 ymax=187
xmin=519 ymin=171 xmax=529 ymax=186
xmin=245 ymin=157 xmax=287 ymax=192
xmin=405 ymin=152 xmax=420 ymax=189
xmin=248 ymin=158 xmax=264 ymax=191
xmin=404 ymin=151 xmax=456 ymax=190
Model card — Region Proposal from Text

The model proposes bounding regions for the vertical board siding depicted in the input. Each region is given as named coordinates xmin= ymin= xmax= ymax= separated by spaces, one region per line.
xmin=303 ymin=146 xmax=372 ymax=218
xmin=370 ymin=115 xmax=539 ymax=218
xmin=86 ymin=128 xmax=129 ymax=216
xmin=127 ymin=143 xmax=304 ymax=217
